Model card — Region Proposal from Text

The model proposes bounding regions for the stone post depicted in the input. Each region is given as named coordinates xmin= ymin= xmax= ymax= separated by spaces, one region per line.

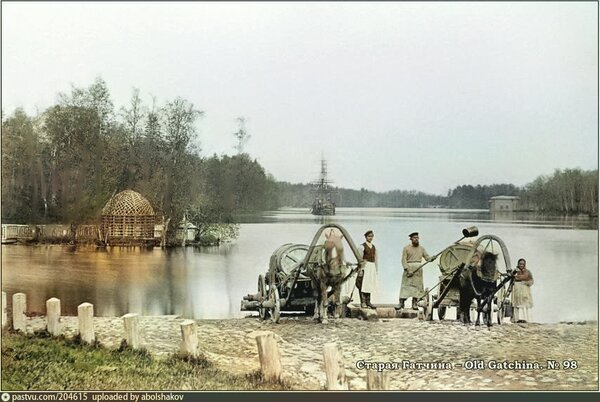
xmin=122 ymin=313 xmax=143 ymax=349
xmin=367 ymin=370 xmax=389 ymax=390
xmin=255 ymin=332 xmax=282 ymax=382
xmin=77 ymin=302 xmax=95 ymax=344
xmin=2 ymin=291 xmax=7 ymax=328
xmin=323 ymin=342 xmax=348 ymax=390
xmin=12 ymin=293 xmax=27 ymax=332
xmin=46 ymin=298 xmax=61 ymax=336
xmin=180 ymin=320 xmax=199 ymax=357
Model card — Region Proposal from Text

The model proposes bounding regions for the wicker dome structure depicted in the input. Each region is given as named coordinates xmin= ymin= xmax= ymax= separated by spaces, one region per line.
xmin=100 ymin=190 xmax=156 ymax=241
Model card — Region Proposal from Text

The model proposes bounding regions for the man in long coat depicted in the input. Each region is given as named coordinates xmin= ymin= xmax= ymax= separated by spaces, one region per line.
xmin=399 ymin=232 xmax=433 ymax=309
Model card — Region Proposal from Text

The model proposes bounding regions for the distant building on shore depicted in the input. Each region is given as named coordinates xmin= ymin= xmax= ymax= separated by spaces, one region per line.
xmin=489 ymin=195 xmax=520 ymax=212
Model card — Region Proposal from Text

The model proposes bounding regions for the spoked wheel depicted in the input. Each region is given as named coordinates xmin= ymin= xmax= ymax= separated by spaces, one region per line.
xmin=263 ymin=285 xmax=281 ymax=322
xmin=466 ymin=235 xmax=512 ymax=274
xmin=258 ymin=275 xmax=267 ymax=320
xmin=266 ymin=285 xmax=281 ymax=323
xmin=496 ymin=275 xmax=515 ymax=325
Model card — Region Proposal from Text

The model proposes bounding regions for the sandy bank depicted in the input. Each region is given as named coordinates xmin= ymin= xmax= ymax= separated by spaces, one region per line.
xmin=21 ymin=314 xmax=598 ymax=391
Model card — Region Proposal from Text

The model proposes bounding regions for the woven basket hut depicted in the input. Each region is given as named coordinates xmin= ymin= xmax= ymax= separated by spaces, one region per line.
xmin=100 ymin=190 xmax=156 ymax=241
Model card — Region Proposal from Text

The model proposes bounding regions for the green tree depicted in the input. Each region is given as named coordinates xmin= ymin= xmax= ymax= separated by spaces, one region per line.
xmin=1 ymin=108 xmax=44 ymax=222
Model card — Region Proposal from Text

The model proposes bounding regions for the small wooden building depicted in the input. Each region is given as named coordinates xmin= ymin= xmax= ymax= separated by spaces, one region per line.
xmin=489 ymin=195 xmax=520 ymax=212
xmin=100 ymin=190 xmax=156 ymax=242
xmin=177 ymin=221 xmax=197 ymax=242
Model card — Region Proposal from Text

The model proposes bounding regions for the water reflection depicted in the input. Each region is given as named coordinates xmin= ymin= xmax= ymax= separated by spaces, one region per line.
xmin=1 ymin=208 xmax=597 ymax=323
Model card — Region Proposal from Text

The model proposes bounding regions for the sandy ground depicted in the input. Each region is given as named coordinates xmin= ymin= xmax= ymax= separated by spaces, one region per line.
xmin=19 ymin=313 xmax=599 ymax=391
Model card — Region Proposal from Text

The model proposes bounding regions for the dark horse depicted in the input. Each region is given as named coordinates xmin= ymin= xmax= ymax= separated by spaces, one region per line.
xmin=458 ymin=252 xmax=498 ymax=327
xmin=310 ymin=228 xmax=347 ymax=323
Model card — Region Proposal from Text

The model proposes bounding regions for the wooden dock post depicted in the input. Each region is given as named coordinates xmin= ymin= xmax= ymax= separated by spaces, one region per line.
xmin=322 ymin=342 xmax=348 ymax=390
xmin=367 ymin=370 xmax=390 ymax=390
xmin=180 ymin=320 xmax=199 ymax=357
xmin=12 ymin=293 xmax=27 ymax=332
xmin=122 ymin=313 xmax=143 ymax=349
xmin=2 ymin=291 xmax=7 ymax=328
xmin=77 ymin=302 xmax=95 ymax=344
xmin=46 ymin=298 xmax=61 ymax=336
xmin=255 ymin=332 xmax=282 ymax=382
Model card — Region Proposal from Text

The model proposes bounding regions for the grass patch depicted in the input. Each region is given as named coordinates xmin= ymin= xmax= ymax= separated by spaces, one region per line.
xmin=1 ymin=332 xmax=291 ymax=391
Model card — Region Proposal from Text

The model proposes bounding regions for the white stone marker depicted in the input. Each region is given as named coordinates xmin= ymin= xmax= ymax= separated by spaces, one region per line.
xmin=46 ymin=298 xmax=62 ymax=335
xmin=323 ymin=342 xmax=348 ymax=390
xmin=77 ymin=302 xmax=95 ymax=343
xmin=180 ymin=319 xmax=199 ymax=357
xmin=367 ymin=369 xmax=390 ymax=390
xmin=255 ymin=332 xmax=282 ymax=382
xmin=122 ymin=313 xmax=143 ymax=349
xmin=12 ymin=293 xmax=27 ymax=332
xmin=2 ymin=291 xmax=7 ymax=328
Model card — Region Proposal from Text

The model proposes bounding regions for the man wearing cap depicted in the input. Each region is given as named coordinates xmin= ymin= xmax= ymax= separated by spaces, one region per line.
xmin=399 ymin=232 xmax=434 ymax=310
xmin=356 ymin=230 xmax=378 ymax=309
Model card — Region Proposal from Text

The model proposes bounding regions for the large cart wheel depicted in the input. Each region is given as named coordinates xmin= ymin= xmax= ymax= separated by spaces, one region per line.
xmin=465 ymin=235 xmax=511 ymax=274
xmin=267 ymin=286 xmax=281 ymax=323
xmin=496 ymin=275 xmax=515 ymax=325
xmin=258 ymin=275 xmax=267 ymax=320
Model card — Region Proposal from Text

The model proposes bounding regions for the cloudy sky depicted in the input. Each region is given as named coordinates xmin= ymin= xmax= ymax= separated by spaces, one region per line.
xmin=2 ymin=2 xmax=597 ymax=195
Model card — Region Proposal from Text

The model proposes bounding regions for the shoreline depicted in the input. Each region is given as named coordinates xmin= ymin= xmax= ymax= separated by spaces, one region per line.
xmin=12 ymin=314 xmax=599 ymax=391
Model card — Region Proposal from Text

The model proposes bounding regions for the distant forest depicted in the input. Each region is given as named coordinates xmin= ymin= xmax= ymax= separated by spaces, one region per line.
xmin=2 ymin=78 xmax=598 ymax=234
xmin=274 ymin=172 xmax=598 ymax=216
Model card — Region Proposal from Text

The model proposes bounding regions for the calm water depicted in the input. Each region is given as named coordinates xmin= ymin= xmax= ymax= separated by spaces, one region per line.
xmin=2 ymin=208 xmax=597 ymax=323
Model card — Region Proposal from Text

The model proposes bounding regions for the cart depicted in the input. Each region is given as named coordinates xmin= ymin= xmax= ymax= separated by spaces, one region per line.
xmin=240 ymin=223 xmax=364 ymax=322
xmin=420 ymin=227 xmax=516 ymax=325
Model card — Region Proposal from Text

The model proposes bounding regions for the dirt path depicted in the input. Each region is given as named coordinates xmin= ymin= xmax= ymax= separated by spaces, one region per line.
xmin=24 ymin=315 xmax=598 ymax=391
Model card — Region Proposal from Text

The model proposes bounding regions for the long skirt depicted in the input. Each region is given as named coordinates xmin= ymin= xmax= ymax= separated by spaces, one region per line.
xmin=399 ymin=262 xmax=424 ymax=299
xmin=512 ymin=281 xmax=533 ymax=322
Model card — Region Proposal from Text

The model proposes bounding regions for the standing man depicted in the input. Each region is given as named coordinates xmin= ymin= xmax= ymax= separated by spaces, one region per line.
xmin=356 ymin=230 xmax=378 ymax=309
xmin=399 ymin=232 xmax=434 ymax=310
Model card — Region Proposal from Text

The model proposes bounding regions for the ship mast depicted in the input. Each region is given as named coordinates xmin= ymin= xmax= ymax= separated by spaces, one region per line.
xmin=310 ymin=158 xmax=337 ymax=215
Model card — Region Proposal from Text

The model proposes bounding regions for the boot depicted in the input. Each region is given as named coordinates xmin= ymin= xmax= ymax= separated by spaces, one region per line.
xmin=365 ymin=293 xmax=376 ymax=309
xmin=360 ymin=292 xmax=367 ymax=308
xmin=397 ymin=298 xmax=406 ymax=310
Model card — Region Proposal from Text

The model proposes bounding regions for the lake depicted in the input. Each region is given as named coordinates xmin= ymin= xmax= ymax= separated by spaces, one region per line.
xmin=1 ymin=208 xmax=597 ymax=323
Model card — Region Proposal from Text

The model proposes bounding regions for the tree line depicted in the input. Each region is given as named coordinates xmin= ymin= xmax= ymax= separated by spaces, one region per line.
xmin=2 ymin=78 xmax=597 ymax=236
xmin=274 ymin=173 xmax=597 ymax=215
xmin=521 ymin=168 xmax=598 ymax=215
xmin=1 ymin=78 xmax=277 ymax=242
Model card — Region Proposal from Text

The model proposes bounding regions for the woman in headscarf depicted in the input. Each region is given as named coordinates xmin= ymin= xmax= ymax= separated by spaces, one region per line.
xmin=512 ymin=258 xmax=534 ymax=323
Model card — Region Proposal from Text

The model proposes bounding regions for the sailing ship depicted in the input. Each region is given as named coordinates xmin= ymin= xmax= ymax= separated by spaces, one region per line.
xmin=310 ymin=159 xmax=336 ymax=215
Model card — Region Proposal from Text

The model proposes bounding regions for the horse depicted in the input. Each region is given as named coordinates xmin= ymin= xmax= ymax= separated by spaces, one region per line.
xmin=309 ymin=228 xmax=347 ymax=323
xmin=458 ymin=251 xmax=498 ymax=327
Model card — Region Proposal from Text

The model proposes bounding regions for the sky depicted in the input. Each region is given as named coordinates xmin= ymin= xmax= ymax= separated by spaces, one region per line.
xmin=2 ymin=2 xmax=598 ymax=195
